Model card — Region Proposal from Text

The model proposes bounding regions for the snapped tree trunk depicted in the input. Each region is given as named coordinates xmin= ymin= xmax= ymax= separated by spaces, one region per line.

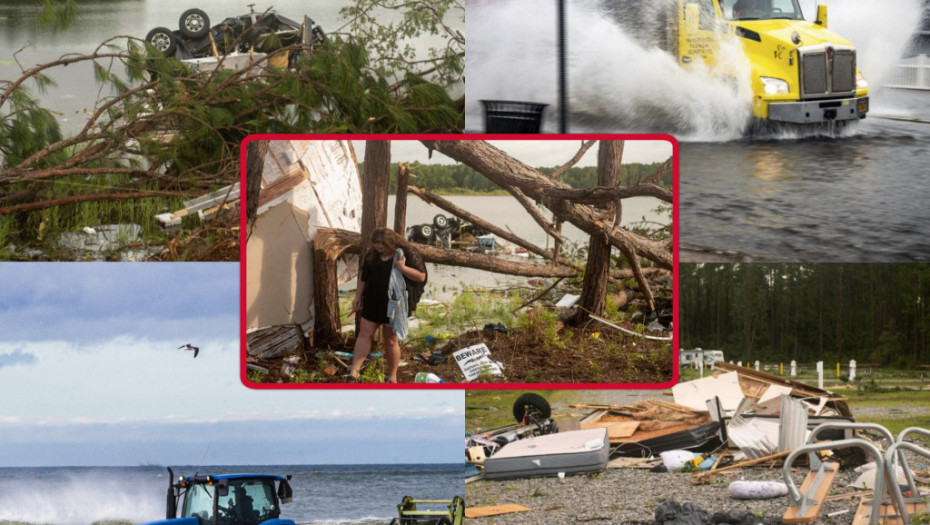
xmin=312 ymin=228 xmax=363 ymax=344
xmin=393 ymin=163 xmax=410 ymax=235
xmin=572 ymin=140 xmax=622 ymax=325
xmin=358 ymin=140 xmax=391 ymax=335
xmin=360 ymin=140 xmax=391 ymax=253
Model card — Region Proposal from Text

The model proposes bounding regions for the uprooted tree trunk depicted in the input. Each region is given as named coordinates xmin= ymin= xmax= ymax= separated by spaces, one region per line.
xmin=572 ymin=140 xmax=623 ymax=325
xmin=312 ymin=227 xmax=580 ymax=343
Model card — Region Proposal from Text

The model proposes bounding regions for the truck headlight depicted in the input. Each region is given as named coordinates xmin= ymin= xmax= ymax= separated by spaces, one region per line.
xmin=856 ymin=71 xmax=868 ymax=90
xmin=761 ymin=77 xmax=790 ymax=95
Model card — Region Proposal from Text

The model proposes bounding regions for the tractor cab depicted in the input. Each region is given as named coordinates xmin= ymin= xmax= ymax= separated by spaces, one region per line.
xmin=141 ymin=468 xmax=296 ymax=525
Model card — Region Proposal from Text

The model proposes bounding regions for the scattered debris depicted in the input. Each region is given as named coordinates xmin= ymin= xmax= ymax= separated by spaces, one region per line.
xmin=452 ymin=343 xmax=504 ymax=381
xmin=246 ymin=325 xmax=305 ymax=360
xmin=554 ymin=294 xmax=580 ymax=308
xmin=155 ymin=183 xmax=240 ymax=229
xmin=728 ymin=480 xmax=788 ymax=500
xmin=482 ymin=428 xmax=610 ymax=480
xmin=464 ymin=504 xmax=531 ymax=518
xmin=280 ymin=355 xmax=300 ymax=378
xmin=58 ymin=223 xmax=157 ymax=260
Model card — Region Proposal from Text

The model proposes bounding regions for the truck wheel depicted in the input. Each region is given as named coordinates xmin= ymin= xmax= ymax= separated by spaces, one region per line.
xmin=179 ymin=9 xmax=211 ymax=39
xmin=145 ymin=27 xmax=178 ymax=56
xmin=512 ymin=393 xmax=551 ymax=424
xmin=433 ymin=214 xmax=449 ymax=229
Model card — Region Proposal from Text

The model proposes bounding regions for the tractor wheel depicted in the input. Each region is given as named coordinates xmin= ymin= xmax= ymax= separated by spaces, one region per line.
xmin=179 ymin=9 xmax=210 ymax=39
xmin=433 ymin=214 xmax=449 ymax=229
xmin=512 ymin=393 xmax=551 ymax=424
xmin=145 ymin=27 xmax=178 ymax=56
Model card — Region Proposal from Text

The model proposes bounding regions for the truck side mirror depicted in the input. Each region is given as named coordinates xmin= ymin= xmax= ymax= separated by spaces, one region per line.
xmin=815 ymin=4 xmax=828 ymax=27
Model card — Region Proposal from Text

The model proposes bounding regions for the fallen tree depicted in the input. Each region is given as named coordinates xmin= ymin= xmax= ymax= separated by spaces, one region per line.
xmin=420 ymin=140 xmax=672 ymax=270
xmin=312 ymin=227 xmax=580 ymax=342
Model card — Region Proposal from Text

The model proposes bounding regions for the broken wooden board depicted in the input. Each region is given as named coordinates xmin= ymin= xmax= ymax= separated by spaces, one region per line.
xmin=580 ymin=420 xmax=640 ymax=439
xmin=782 ymin=461 xmax=840 ymax=524
xmin=672 ymin=372 xmax=745 ymax=414
xmin=607 ymin=456 xmax=659 ymax=469
xmin=246 ymin=325 xmax=304 ymax=359
xmin=465 ymin=504 xmax=531 ymax=518
xmin=852 ymin=498 xmax=930 ymax=525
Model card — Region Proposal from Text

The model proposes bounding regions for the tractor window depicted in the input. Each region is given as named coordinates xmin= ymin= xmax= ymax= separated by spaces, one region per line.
xmin=181 ymin=484 xmax=216 ymax=524
xmin=217 ymin=480 xmax=278 ymax=525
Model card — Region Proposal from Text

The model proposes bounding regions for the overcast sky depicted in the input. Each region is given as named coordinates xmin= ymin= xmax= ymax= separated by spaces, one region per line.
xmin=353 ymin=139 xmax=674 ymax=167
xmin=0 ymin=263 xmax=462 ymax=467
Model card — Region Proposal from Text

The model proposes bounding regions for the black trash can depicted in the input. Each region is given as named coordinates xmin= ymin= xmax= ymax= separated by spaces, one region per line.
xmin=481 ymin=100 xmax=548 ymax=133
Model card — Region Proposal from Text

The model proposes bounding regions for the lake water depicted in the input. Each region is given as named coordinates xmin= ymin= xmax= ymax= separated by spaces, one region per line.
xmin=385 ymin=194 xmax=668 ymax=301
xmin=0 ymin=463 xmax=462 ymax=525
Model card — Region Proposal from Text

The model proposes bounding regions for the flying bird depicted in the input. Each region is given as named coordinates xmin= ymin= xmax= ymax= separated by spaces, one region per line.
xmin=178 ymin=343 xmax=199 ymax=358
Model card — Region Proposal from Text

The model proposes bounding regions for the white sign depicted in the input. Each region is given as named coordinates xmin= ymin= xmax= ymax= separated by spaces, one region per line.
xmin=452 ymin=344 xmax=503 ymax=381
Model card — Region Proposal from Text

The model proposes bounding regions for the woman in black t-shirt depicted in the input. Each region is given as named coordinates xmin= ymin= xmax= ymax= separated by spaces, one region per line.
xmin=347 ymin=228 xmax=426 ymax=383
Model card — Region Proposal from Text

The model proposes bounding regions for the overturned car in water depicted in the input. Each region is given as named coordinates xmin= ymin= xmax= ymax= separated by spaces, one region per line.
xmin=144 ymin=7 xmax=324 ymax=63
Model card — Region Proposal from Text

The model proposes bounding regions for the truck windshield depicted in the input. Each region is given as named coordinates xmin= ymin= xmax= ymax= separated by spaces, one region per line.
xmin=721 ymin=0 xmax=804 ymax=21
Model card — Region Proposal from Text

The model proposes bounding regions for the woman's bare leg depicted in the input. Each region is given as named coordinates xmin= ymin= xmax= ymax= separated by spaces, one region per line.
xmin=350 ymin=318 xmax=378 ymax=379
xmin=381 ymin=325 xmax=400 ymax=383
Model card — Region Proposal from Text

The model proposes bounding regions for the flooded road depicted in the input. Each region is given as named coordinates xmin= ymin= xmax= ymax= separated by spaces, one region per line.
xmin=681 ymin=88 xmax=930 ymax=262
xmin=466 ymin=0 xmax=930 ymax=261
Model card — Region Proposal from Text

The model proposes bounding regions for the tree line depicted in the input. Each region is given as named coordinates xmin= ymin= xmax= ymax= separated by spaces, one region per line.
xmin=680 ymin=263 xmax=930 ymax=368
xmin=357 ymin=160 xmax=671 ymax=194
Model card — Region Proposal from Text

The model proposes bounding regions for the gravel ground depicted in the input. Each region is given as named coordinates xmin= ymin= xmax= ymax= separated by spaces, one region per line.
xmin=467 ymin=466 xmax=866 ymax=525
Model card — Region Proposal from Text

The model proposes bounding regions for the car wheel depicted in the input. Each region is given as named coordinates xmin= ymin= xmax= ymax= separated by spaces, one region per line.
xmin=179 ymin=9 xmax=211 ymax=39
xmin=145 ymin=27 xmax=178 ymax=56
xmin=418 ymin=224 xmax=434 ymax=240
xmin=513 ymin=393 xmax=551 ymax=424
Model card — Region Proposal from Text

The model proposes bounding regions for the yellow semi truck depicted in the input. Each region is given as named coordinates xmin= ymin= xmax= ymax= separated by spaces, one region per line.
xmin=619 ymin=0 xmax=870 ymax=126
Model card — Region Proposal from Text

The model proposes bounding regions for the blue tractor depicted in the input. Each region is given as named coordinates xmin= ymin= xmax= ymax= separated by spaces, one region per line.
xmin=141 ymin=468 xmax=297 ymax=525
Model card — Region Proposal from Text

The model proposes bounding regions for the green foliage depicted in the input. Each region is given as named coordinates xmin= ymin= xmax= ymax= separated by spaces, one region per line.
xmin=340 ymin=0 xmax=464 ymax=86
xmin=0 ymin=86 xmax=65 ymax=169
xmin=681 ymin=263 xmax=930 ymax=368
xmin=1 ymin=2 xmax=464 ymax=255
xmin=36 ymin=0 xmax=77 ymax=31
xmin=515 ymin=307 xmax=565 ymax=350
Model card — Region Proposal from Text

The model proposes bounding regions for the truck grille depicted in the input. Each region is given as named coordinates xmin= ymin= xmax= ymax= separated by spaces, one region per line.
xmin=799 ymin=46 xmax=856 ymax=99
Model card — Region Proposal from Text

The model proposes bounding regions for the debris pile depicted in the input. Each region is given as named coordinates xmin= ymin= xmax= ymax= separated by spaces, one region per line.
xmin=466 ymin=367 xmax=930 ymax=524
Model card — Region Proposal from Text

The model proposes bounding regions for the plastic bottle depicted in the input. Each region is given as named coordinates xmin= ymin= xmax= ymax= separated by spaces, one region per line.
xmin=415 ymin=372 xmax=444 ymax=383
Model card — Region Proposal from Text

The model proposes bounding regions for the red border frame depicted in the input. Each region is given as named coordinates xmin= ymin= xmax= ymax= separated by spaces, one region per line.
xmin=240 ymin=134 xmax=679 ymax=390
